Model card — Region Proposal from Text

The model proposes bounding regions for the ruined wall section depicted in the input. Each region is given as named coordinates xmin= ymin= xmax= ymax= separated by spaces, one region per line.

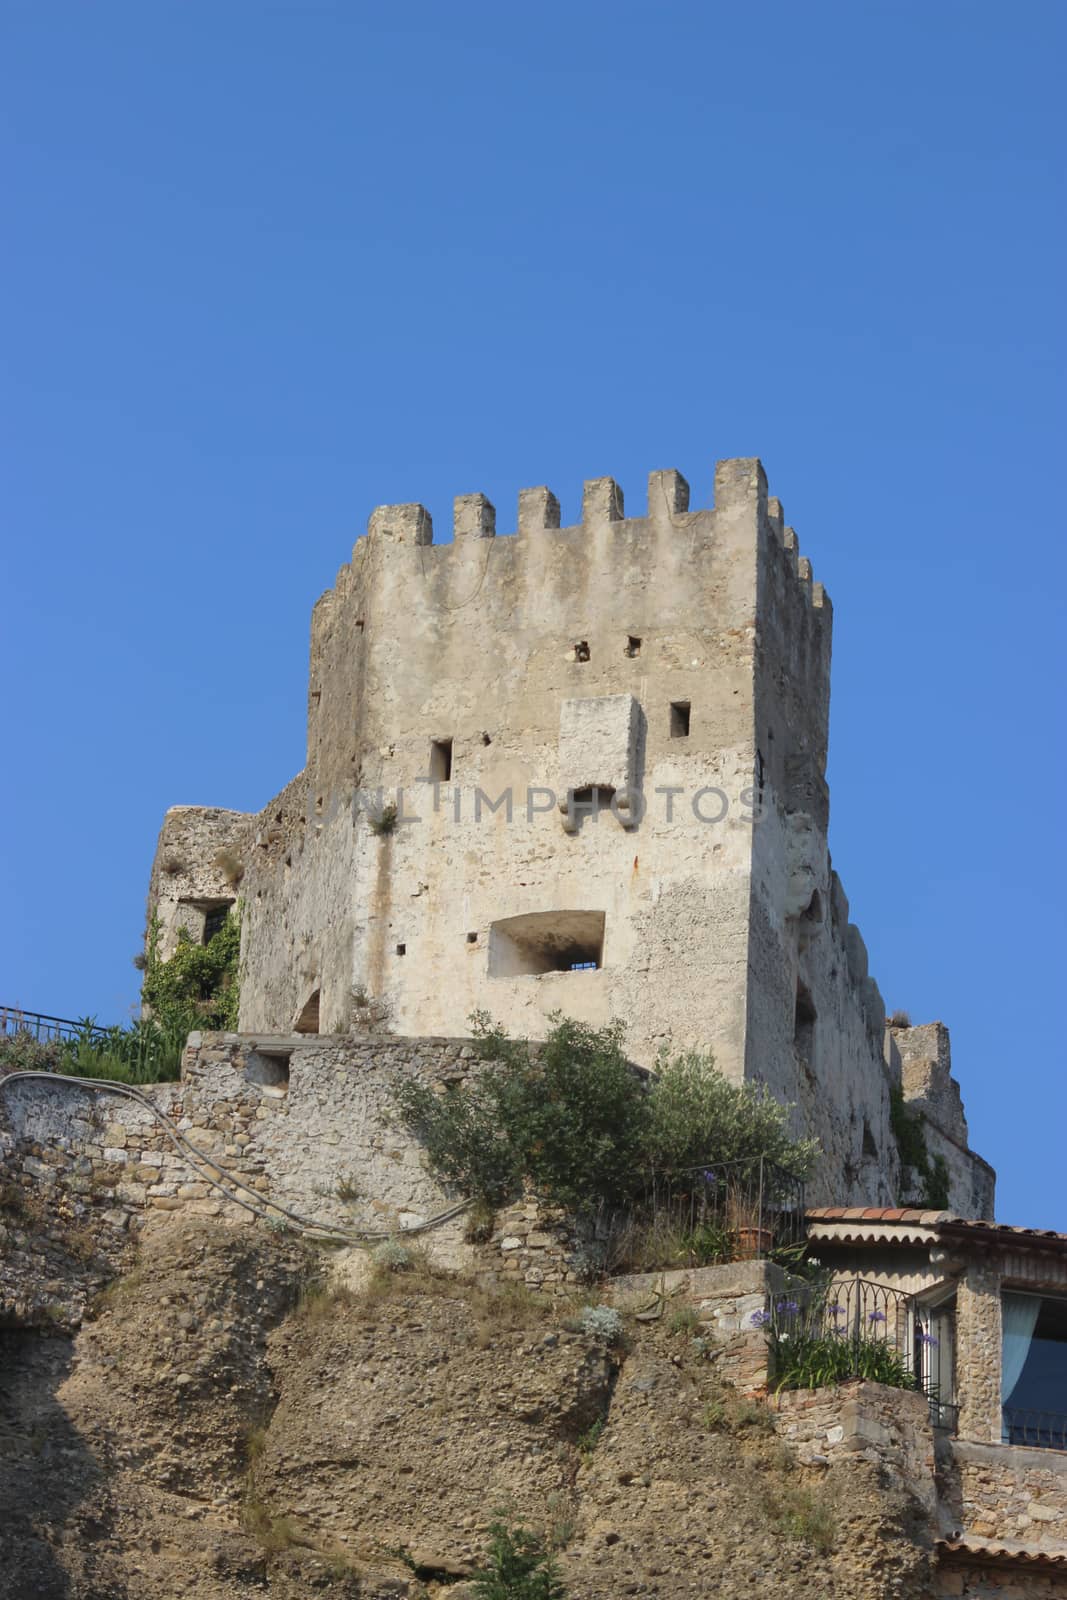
xmin=148 ymin=805 xmax=257 ymax=959
xmin=891 ymin=1023 xmax=996 ymax=1220
xmin=745 ymin=487 xmax=900 ymax=1206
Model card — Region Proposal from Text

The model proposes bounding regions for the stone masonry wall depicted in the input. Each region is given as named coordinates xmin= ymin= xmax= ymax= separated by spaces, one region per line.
xmin=774 ymin=1380 xmax=937 ymax=1514
xmin=0 ymin=1033 xmax=489 ymax=1272
xmin=956 ymin=1261 xmax=1003 ymax=1445
xmin=941 ymin=1439 xmax=1067 ymax=1552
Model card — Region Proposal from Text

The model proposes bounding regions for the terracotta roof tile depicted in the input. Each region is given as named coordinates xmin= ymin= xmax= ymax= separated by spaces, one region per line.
xmin=937 ymin=1538 xmax=1067 ymax=1569
xmin=806 ymin=1207 xmax=1067 ymax=1251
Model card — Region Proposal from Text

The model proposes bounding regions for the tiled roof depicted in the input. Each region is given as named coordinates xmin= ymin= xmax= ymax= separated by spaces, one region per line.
xmin=807 ymin=1207 xmax=1067 ymax=1252
xmin=937 ymin=1538 xmax=1067 ymax=1570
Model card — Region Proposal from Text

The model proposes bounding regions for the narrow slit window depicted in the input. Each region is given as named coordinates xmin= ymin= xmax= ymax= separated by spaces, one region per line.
xmin=670 ymin=701 xmax=691 ymax=738
xmin=429 ymin=738 xmax=453 ymax=782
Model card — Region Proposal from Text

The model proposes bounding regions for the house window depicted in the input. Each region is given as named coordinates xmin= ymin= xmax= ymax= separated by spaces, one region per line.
xmin=670 ymin=701 xmax=690 ymax=738
xmin=430 ymin=738 xmax=453 ymax=782
xmin=914 ymin=1293 xmax=957 ymax=1430
xmin=488 ymin=910 xmax=605 ymax=977
xmin=1002 ymin=1292 xmax=1067 ymax=1449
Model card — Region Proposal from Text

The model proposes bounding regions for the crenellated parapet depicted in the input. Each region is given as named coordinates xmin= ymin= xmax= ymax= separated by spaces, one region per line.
xmin=350 ymin=457 xmax=828 ymax=624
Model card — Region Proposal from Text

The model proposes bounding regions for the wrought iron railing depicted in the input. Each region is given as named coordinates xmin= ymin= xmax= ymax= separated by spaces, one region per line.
xmin=584 ymin=1157 xmax=807 ymax=1275
xmin=764 ymin=1275 xmax=959 ymax=1430
xmin=1003 ymin=1407 xmax=1067 ymax=1450
xmin=0 ymin=1007 xmax=109 ymax=1045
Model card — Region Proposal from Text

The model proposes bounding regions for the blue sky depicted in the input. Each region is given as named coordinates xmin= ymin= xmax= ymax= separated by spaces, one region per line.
xmin=2 ymin=2 xmax=1064 ymax=1227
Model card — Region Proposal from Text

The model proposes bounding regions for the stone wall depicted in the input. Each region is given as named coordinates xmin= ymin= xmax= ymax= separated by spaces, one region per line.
xmin=936 ymin=1557 xmax=1067 ymax=1597
xmin=774 ymin=1380 xmax=937 ymax=1514
xmin=941 ymin=1438 xmax=1067 ymax=1552
xmin=957 ymin=1261 xmax=1004 ymax=1445
xmin=0 ymin=1033 xmax=487 ymax=1271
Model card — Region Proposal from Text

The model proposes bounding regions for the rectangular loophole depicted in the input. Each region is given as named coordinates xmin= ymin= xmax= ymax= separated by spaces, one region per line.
xmin=396 ymin=942 xmax=406 ymax=956
xmin=429 ymin=738 xmax=453 ymax=781
xmin=625 ymin=636 xmax=641 ymax=657
xmin=488 ymin=910 xmax=605 ymax=977
xmin=670 ymin=701 xmax=691 ymax=738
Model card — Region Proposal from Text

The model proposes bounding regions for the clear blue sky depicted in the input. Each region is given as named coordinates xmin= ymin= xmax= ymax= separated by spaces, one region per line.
xmin=2 ymin=3 xmax=1064 ymax=1228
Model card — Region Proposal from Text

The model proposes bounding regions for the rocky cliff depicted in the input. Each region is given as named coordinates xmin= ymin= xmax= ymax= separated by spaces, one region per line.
xmin=0 ymin=1204 xmax=945 ymax=1600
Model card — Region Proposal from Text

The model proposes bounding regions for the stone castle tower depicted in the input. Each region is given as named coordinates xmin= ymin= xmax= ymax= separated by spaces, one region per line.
xmin=146 ymin=457 xmax=994 ymax=1215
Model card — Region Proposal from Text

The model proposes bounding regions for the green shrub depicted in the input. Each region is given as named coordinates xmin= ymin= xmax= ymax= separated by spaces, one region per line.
xmin=772 ymin=1329 xmax=918 ymax=1394
xmin=470 ymin=1520 xmax=566 ymax=1600
xmin=646 ymin=1050 xmax=819 ymax=1177
xmin=393 ymin=1012 xmax=818 ymax=1224
xmin=368 ymin=803 xmax=398 ymax=836
xmin=141 ymin=909 xmax=241 ymax=1034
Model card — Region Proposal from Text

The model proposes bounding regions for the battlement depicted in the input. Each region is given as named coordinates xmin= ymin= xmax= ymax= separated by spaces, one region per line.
xmin=357 ymin=457 xmax=830 ymax=615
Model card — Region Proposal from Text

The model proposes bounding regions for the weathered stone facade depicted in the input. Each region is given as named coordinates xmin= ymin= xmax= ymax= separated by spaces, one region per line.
xmin=145 ymin=456 xmax=992 ymax=1214
xmin=0 ymin=1034 xmax=488 ymax=1270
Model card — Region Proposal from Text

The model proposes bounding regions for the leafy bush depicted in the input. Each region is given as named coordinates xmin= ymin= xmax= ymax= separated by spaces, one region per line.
xmin=392 ymin=1013 xmax=818 ymax=1221
xmin=470 ymin=1519 xmax=566 ymax=1600
xmin=393 ymin=1013 xmax=648 ymax=1212
xmin=645 ymin=1050 xmax=819 ymax=1177
xmin=772 ymin=1329 xmax=918 ymax=1394
xmin=141 ymin=909 xmax=241 ymax=1034
xmin=0 ymin=1019 xmax=186 ymax=1085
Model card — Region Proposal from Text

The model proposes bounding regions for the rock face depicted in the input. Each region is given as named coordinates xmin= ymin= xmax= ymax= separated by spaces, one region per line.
xmin=0 ymin=1213 xmax=945 ymax=1600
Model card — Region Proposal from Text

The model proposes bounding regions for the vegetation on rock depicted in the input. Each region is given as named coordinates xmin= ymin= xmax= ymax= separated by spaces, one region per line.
xmin=470 ymin=1519 xmax=567 ymax=1600
xmin=889 ymin=1086 xmax=950 ymax=1209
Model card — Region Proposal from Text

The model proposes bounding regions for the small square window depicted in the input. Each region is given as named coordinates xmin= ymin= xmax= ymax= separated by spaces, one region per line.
xmin=670 ymin=701 xmax=691 ymax=738
xmin=396 ymin=942 xmax=406 ymax=956
xmin=625 ymin=636 xmax=641 ymax=657
xmin=572 ymin=640 xmax=590 ymax=662
xmin=466 ymin=931 xmax=478 ymax=944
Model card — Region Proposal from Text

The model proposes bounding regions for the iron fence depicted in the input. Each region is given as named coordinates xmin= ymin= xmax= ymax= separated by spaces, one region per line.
xmin=765 ymin=1275 xmax=959 ymax=1431
xmin=0 ymin=1007 xmax=109 ymax=1045
xmin=1003 ymin=1407 xmax=1067 ymax=1450
xmin=584 ymin=1157 xmax=807 ymax=1275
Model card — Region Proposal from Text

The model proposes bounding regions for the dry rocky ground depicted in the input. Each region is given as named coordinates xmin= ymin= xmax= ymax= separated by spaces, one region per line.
xmin=0 ymin=1212 xmax=940 ymax=1599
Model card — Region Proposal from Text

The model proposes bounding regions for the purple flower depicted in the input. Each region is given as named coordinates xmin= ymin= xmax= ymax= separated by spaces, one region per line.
xmin=827 ymin=1304 xmax=846 ymax=1318
xmin=920 ymin=1333 xmax=939 ymax=1348
xmin=702 ymin=1169 xmax=718 ymax=1185
xmin=868 ymin=1310 xmax=887 ymax=1324
xmin=775 ymin=1299 xmax=800 ymax=1317
xmin=750 ymin=1309 xmax=771 ymax=1327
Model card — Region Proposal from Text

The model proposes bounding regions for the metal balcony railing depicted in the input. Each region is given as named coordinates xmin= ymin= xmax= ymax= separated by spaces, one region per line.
xmin=586 ymin=1157 xmax=807 ymax=1275
xmin=0 ymin=1007 xmax=109 ymax=1046
xmin=1003 ymin=1406 xmax=1067 ymax=1450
